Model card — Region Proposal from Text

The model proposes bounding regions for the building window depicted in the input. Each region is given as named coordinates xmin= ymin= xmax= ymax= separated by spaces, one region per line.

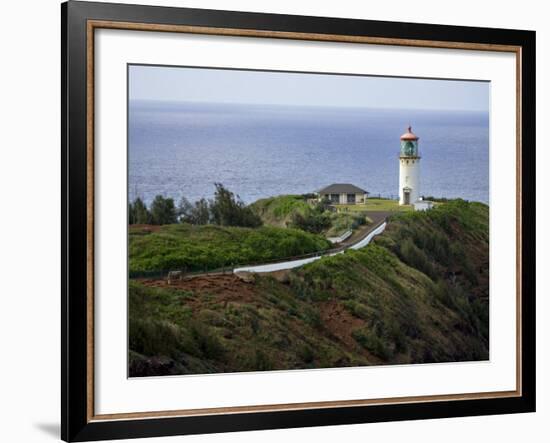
xmin=330 ymin=194 xmax=339 ymax=203
xmin=346 ymin=193 xmax=356 ymax=204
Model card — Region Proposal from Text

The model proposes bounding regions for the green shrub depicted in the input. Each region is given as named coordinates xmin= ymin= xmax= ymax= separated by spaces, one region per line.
xmin=352 ymin=328 xmax=391 ymax=360
xmin=298 ymin=344 xmax=315 ymax=363
xmin=190 ymin=321 xmax=225 ymax=360
xmin=129 ymin=318 xmax=182 ymax=358
xmin=301 ymin=306 xmax=322 ymax=329
xmin=398 ymin=238 xmax=436 ymax=279
xmin=129 ymin=224 xmax=330 ymax=273
xmin=343 ymin=300 xmax=370 ymax=320
xmin=290 ymin=210 xmax=331 ymax=234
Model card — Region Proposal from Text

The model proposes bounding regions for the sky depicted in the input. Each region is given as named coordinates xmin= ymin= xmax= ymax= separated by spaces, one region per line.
xmin=129 ymin=64 xmax=490 ymax=112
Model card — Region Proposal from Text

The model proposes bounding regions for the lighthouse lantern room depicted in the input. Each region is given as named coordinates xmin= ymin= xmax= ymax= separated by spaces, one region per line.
xmin=399 ymin=126 xmax=421 ymax=205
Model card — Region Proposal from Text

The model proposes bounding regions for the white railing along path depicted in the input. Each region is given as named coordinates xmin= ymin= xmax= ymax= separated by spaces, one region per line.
xmin=234 ymin=221 xmax=387 ymax=273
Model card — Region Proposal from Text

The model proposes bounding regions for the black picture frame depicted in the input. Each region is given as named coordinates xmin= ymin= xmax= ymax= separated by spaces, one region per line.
xmin=62 ymin=1 xmax=536 ymax=441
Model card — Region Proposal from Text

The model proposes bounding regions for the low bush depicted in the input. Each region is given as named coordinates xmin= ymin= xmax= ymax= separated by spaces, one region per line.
xmin=397 ymin=238 xmax=436 ymax=279
xmin=352 ymin=328 xmax=391 ymax=360
xmin=129 ymin=224 xmax=331 ymax=273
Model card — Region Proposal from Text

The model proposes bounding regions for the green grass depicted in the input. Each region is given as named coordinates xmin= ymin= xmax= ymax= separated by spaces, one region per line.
xmin=128 ymin=278 xmax=374 ymax=375
xmin=336 ymin=198 xmax=413 ymax=212
xmin=129 ymin=199 xmax=490 ymax=375
xmin=129 ymin=223 xmax=331 ymax=274
xmin=288 ymin=199 xmax=489 ymax=362
xmin=250 ymin=195 xmax=311 ymax=227
xmin=251 ymin=194 xmax=373 ymax=236
xmin=325 ymin=212 xmax=370 ymax=237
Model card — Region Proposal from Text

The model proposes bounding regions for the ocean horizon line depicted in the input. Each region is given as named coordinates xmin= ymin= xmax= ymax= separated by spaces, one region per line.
xmin=128 ymin=98 xmax=489 ymax=114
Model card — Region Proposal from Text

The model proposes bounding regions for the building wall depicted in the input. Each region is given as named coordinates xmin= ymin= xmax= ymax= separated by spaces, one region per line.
xmin=338 ymin=193 xmax=366 ymax=204
xmin=414 ymin=201 xmax=433 ymax=211
xmin=320 ymin=193 xmax=366 ymax=204
xmin=399 ymin=157 xmax=420 ymax=205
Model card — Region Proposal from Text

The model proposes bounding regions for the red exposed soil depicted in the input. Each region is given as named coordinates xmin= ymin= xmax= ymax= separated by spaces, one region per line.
xmin=140 ymin=275 xmax=375 ymax=346
xmin=140 ymin=274 xmax=257 ymax=305
xmin=319 ymin=300 xmax=381 ymax=363
xmin=318 ymin=300 xmax=364 ymax=348
xmin=139 ymin=275 xmax=382 ymax=362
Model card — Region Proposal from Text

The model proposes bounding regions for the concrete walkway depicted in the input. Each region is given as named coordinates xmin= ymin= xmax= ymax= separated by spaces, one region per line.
xmin=234 ymin=215 xmax=388 ymax=274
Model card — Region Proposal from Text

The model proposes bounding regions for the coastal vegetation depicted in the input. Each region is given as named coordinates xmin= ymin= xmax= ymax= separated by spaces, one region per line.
xmin=251 ymin=194 xmax=372 ymax=236
xmin=128 ymin=186 xmax=377 ymax=276
xmin=338 ymin=198 xmax=413 ymax=212
xmin=129 ymin=183 xmax=262 ymax=228
xmin=250 ymin=194 xmax=333 ymax=233
xmin=129 ymin=199 xmax=489 ymax=376
xmin=130 ymin=187 xmax=402 ymax=249
xmin=249 ymin=194 xmax=311 ymax=227
xmin=129 ymin=224 xmax=331 ymax=275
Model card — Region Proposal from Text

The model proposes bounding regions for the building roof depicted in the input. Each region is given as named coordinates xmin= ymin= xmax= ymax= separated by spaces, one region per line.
xmin=400 ymin=125 xmax=419 ymax=141
xmin=318 ymin=183 xmax=369 ymax=194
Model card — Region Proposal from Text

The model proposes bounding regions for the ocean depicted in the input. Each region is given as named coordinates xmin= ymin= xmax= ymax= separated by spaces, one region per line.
xmin=128 ymin=101 xmax=489 ymax=205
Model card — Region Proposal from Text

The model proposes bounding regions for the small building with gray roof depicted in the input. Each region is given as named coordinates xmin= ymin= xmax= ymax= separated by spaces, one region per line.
xmin=317 ymin=183 xmax=369 ymax=205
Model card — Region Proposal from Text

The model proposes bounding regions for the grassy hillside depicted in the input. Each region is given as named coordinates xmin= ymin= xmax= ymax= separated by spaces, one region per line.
xmin=129 ymin=223 xmax=331 ymax=274
xmin=251 ymin=194 xmax=371 ymax=236
xmin=337 ymin=197 xmax=413 ymax=212
xmin=129 ymin=200 xmax=489 ymax=376
xmin=250 ymin=195 xmax=312 ymax=228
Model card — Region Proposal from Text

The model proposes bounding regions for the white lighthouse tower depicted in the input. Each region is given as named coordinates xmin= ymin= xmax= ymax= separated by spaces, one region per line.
xmin=399 ymin=126 xmax=421 ymax=205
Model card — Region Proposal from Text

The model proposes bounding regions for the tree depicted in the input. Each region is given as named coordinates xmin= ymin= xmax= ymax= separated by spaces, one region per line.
xmin=177 ymin=196 xmax=194 ymax=223
xmin=209 ymin=183 xmax=262 ymax=228
xmin=129 ymin=197 xmax=150 ymax=225
xmin=190 ymin=198 xmax=210 ymax=225
xmin=150 ymin=195 xmax=177 ymax=225
xmin=177 ymin=196 xmax=209 ymax=225
xmin=289 ymin=197 xmax=331 ymax=233
xmin=290 ymin=210 xmax=330 ymax=234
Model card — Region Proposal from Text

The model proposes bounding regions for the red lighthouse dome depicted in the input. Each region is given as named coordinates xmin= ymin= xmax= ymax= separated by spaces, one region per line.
xmin=400 ymin=125 xmax=419 ymax=141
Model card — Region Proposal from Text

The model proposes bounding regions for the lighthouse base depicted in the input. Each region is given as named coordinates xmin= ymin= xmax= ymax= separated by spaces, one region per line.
xmin=399 ymin=157 xmax=420 ymax=205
